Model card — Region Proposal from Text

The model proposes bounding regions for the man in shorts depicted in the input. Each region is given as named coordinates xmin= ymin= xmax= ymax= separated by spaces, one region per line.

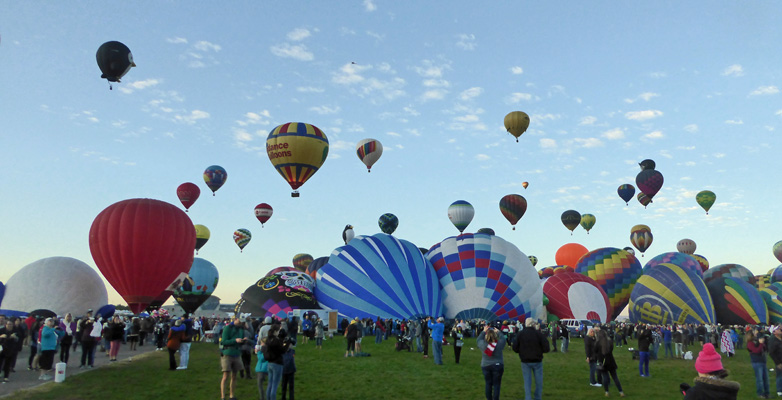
xmin=220 ymin=315 xmax=247 ymax=400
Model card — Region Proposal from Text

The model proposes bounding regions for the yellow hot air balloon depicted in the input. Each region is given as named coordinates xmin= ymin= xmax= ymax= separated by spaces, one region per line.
xmin=194 ymin=224 xmax=210 ymax=254
xmin=504 ymin=111 xmax=530 ymax=142
xmin=266 ymin=122 xmax=329 ymax=197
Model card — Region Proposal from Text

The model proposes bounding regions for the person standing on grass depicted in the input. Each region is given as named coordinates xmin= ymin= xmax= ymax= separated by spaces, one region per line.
xmin=38 ymin=318 xmax=63 ymax=381
xmin=78 ymin=316 xmax=96 ymax=368
xmin=281 ymin=339 xmax=296 ymax=400
xmin=107 ymin=315 xmax=125 ymax=362
xmin=451 ymin=324 xmax=465 ymax=364
xmin=584 ymin=327 xmax=602 ymax=387
xmin=720 ymin=328 xmax=734 ymax=357
xmin=239 ymin=320 xmax=255 ymax=379
xmin=681 ymin=342 xmax=739 ymax=399
xmin=477 ymin=325 xmax=506 ymax=400
xmin=769 ymin=326 xmax=782 ymax=397
xmin=636 ymin=324 xmax=652 ymax=377
xmin=314 ymin=318 xmax=324 ymax=350
xmin=747 ymin=331 xmax=770 ymax=399
xmin=427 ymin=316 xmax=445 ymax=365
xmin=375 ymin=317 xmax=385 ymax=344
xmin=662 ymin=325 xmax=673 ymax=358
xmin=344 ymin=318 xmax=359 ymax=357
xmin=596 ymin=327 xmax=625 ymax=397
xmin=673 ymin=326 xmax=684 ymax=359
xmin=255 ymin=337 xmax=269 ymax=400
xmin=178 ymin=317 xmax=194 ymax=370
xmin=0 ymin=320 xmax=21 ymax=382
xmin=512 ymin=318 xmax=550 ymax=400
xmin=559 ymin=322 xmax=570 ymax=353
xmin=167 ymin=320 xmax=185 ymax=370
xmin=220 ymin=315 xmax=246 ymax=400
xmin=58 ymin=313 xmax=76 ymax=364
xmin=264 ymin=325 xmax=290 ymax=400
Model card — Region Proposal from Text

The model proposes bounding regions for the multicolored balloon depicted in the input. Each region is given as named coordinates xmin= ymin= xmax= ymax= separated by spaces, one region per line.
xmin=692 ymin=254 xmax=709 ymax=272
xmin=233 ymin=229 xmax=252 ymax=252
xmin=173 ymin=257 xmax=219 ymax=315
xmin=315 ymin=233 xmax=442 ymax=320
xmin=194 ymin=224 xmax=210 ymax=254
xmin=378 ymin=213 xmax=399 ymax=235
xmin=637 ymin=192 xmax=651 ymax=208
xmin=642 ymin=252 xmax=703 ymax=278
xmin=176 ymin=183 xmax=200 ymax=212
xmin=522 ymin=181 xmax=529 ymax=189
xmin=756 ymin=274 xmax=772 ymax=290
xmin=696 ymin=190 xmax=716 ymax=215
xmin=759 ymin=283 xmax=782 ymax=324
xmin=617 ymin=184 xmax=635 ymax=205
xmin=236 ymin=274 xmax=319 ymax=319
xmin=555 ymin=243 xmax=588 ymax=269
xmin=703 ymin=264 xmax=756 ymax=286
xmin=266 ymin=269 xmax=315 ymax=294
xmin=630 ymin=225 xmax=653 ymax=256
xmin=770 ymin=265 xmax=782 ymax=283
xmin=266 ymin=122 xmax=329 ymax=197
xmin=575 ymin=247 xmax=643 ymax=320
xmin=580 ymin=214 xmax=596 ymax=234
xmin=292 ymin=253 xmax=314 ymax=272
xmin=561 ymin=210 xmax=581 ymax=235
xmin=636 ymin=169 xmax=664 ymax=199
xmin=499 ymin=194 xmax=527 ymax=230
xmin=629 ymin=263 xmax=715 ymax=325
xmin=707 ymin=277 xmax=767 ymax=325
xmin=504 ymin=111 xmax=530 ymax=142
xmin=254 ymin=203 xmax=273 ymax=227
xmin=774 ymin=241 xmax=782 ymax=264
xmin=203 ymin=165 xmax=227 ymax=196
xmin=528 ymin=255 xmax=538 ymax=267
xmin=676 ymin=239 xmax=696 ymax=255
xmin=426 ymin=233 xmax=544 ymax=321
xmin=356 ymin=138 xmax=383 ymax=172
xmin=265 ymin=267 xmax=297 ymax=277
xmin=477 ymin=228 xmax=495 ymax=235
xmin=306 ymin=256 xmax=329 ymax=279
xmin=543 ymin=272 xmax=612 ymax=322
xmin=448 ymin=200 xmax=474 ymax=233
xmin=538 ymin=266 xmax=555 ymax=279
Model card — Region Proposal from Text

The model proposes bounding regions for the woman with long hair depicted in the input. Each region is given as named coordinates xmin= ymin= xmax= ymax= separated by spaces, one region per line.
xmin=264 ymin=324 xmax=290 ymax=400
xmin=477 ymin=325 xmax=506 ymax=400
xmin=596 ymin=327 xmax=625 ymax=397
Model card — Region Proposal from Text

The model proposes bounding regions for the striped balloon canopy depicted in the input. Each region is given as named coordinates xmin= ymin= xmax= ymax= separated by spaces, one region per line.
xmin=642 ymin=252 xmax=703 ymax=278
xmin=629 ymin=263 xmax=715 ymax=326
xmin=575 ymin=247 xmax=642 ymax=320
xmin=706 ymin=277 xmax=767 ymax=325
xmin=266 ymin=122 xmax=329 ymax=196
xmin=759 ymin=283 xmax=782 ymax=325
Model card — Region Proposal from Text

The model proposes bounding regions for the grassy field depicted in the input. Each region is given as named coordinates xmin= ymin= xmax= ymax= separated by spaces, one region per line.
xmin=10 ymin=335 xmax=763 ymax=400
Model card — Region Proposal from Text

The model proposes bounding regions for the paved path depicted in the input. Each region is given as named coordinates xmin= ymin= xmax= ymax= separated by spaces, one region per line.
xmin=0 ymin=342 xmax=158 ymax=398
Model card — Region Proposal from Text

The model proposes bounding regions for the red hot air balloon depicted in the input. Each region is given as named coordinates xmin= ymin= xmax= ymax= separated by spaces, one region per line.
xmin=89 ymin=199 xmax=196 ymax=314
xmin=636 ymin=169 xmax=664 ymax=199
xmin=254 ymin=203 xmax=273 ymax=227
xmin=176 ymin=182 xmax=200 ymax=212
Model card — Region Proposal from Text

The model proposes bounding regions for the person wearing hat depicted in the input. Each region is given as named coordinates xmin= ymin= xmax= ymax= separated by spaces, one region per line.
xmin=427 ymin=316 xmax=445 ymax=365
xmin=681 ymin=342 xmax=739 ymax=399
xmin=344 ymin=317 xmax=359 ymax=357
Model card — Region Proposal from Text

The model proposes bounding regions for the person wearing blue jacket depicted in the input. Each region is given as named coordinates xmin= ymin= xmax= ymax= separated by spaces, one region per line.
xmin=427 ymin=316 xmax=445 ymax=365
xmin=281 ymin=342 xmax=296 ymax=400
xmin=38 ymin=318 xmax=64 ymax=381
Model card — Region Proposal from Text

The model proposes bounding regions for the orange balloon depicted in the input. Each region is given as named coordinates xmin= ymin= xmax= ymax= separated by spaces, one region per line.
xmin=555 ymin=243 xmax=589 ymax=268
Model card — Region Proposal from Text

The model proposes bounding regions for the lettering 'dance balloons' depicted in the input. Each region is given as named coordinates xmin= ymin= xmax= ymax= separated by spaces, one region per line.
xmin=629 ymin=263 xmax=715 ymax=326
xmin=266 ymin=122 xmax=329 ymax=197
xmin=89 ymin=199 xmax=195 ymax=314
xmin=504 ymin=111 xmax=530 ymax=142
xmin=174 ymin=257 xmax=219 ymax=315
xmin=194 ymin=224 xmax=210 ymax=254
xmin=560 ymin=210 xmax=581 ymax=235
xmin=499 ymin=194 xmax=527 ymax=230
xmin=378 ymin=213 xmax=399 ymax=235
xmin=617 ymin=184 xmax=635 ymax=205
xmin=233 ymin=229 xmax=251 ymax=252
xmin=448 ymin=200 xmax=474 ymax=233
xmin=575 ymin=247 xmax=643 ymax=320
xmin=580 ymin=214 xmax=596 ymax=234
xmin=96 ymin=41 xmax=136 ymax=89
xmin=254 ymin=203 xmax=273 ymax=227
xmin=356 ymin=138 xmax=383 ymax=172
xmin=203 ymin=165 xmax=227 ymax=196
xmin=696 ymin=190 xmax=716 ymax=215
xmin=176 ymin=183 xmax=200 ymax=212
xmin=636 ymin=169 xmax=664 ymax=199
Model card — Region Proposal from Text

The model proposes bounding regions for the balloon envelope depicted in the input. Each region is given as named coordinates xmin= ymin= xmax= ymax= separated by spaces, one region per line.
xmin=560 ymin=210 xmax=581 ymax=233
xmin=174 ymin=258 xmax=219 ymax=314
xmin=89 ymin=199 xmax=195 ymax=314
xmin=639 ymin=159 xmax=656 ymax=171
xmin=759 ymin=283 xmax=782 ymax=324
xmin=774 ymin=241 xmax=782 ymax=264
xmin=233 ymin=229 xmax=251 ymax=252
xmin=194 ymin=224 xmax=210 ymax=253
xmin=528 ymin=255 xmax=538 ymax=267
xmin=96 ymin=41 xmax=135 ymax=83
xmin=499 ymin=195 xmax=527 ymax=230
xmin=642 ymin=252 xmax=703 ymax=278
xmin=176 ymin=182 xmax=200 ymax=211
xmin=306 ymin=256 xmax=329 ymax=279
xmin=448 ymin=200 xmax=474 ymax=233
xmin=203 ymin=165 xmax=227 ymax=195
xmin=543 ymin=272 xmax=612 ymax=323
xmin=378 ymin=213 xmax=399 ymax=235
xmin=236 ymin=274 xmax=319 ymax=319
xmin=692 ymin=254 xmax=709 ymax=272
xmin=292 ymin=253 xmax=314 ymax=272
xmin=555 ymin=243 xmax=588 ymax=269
xmin=266 ymin=122 xmax=329 ymax=195
xmin=703 ymin=264 xmax=756 ymax=286
xmin=636 ymin=169 xmax=664 ymax=199
xmin=676 ymin=239 xmax=696 ymax=255
xmin=575 ymin=247 xmax=643 ymax=320
xmin=580 ymin=214 xmax=596 ymax=234
xmin=707 ymin=277 xmax=767 ymax=325
xmin=504 ymin=111 xmax=530 ymax=141
xmin=630 ymin=226 xmax=653 ymax=255
xmin=637 ymin=193 xmax=651 ymax=208
xmin=254 ymin=203 xmax=273 ymax=226
xmin=617 ymin=184 xmax=635 ymax=205
xmin=629 ymin=263 xmax=715 ymax=326
xmin=696 ymin=190 xmax=716 ymax=214
xmin=356 ymin=138 xmax=383 ymax=172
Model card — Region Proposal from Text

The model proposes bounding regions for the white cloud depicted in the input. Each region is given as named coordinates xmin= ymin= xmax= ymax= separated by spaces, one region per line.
xmin=650 ymin=72 xmax=667 ymax=78
xmin=644 ymin=130 xmax=664 ymax=139
xmin=684 ymin=124 xmax=698 ymax=133
xmin=270 ymin=43 xmax=314 ymax=61
xmin=364 ymin=0 xmax=376 ymax=11
xmin=287 ymin=28 xmax=311 ymax=41
xmin=579 ymin=116 xmax=597 ymax=125
xmin=234 ymin=129 xmax=253 ymax=142
xmin=725 ymin=119 xmax=744 ymax=125
xmin=749 ymin=86 xmax=779 ymax=96
xmin=713 ymin=153 xmax=726 ymax=158
xmin=540 ymin=138 xmax=557 ymax=148
xmin=423 ymin=79 xmax=450 ymax=88
xmin=421 ymin=89 xmax=447 ymax=101
xmin=297 ymin=86 xmax=324 ymax=93
xmin=309 ymin=105 xmax=341 ymax=115
xmin=624 ymin=92 xmax=659 ymax=103
xmin=453 ymin=115 xmax=480 ymax=123
xmin=413 ymin=61 xmax=446 ymax=78
xmin=456 ymin=34 xmax=476 ymax=50
xmin=459 ymin=87 xmax=482 ymax=101
xmin=510 ymin=66 xmax=523 ymax=75
xmin=330 ymin=140 xmax=353 ymax=151
xmin=175 ymin=110 xmax=210 ymax=125
xmin=507 ymin=92 xmax=533 ymax=103
xmin=602 ymin=128 xmax=624 ymax=140
xmin=166 ymin=37 xmax=188 ymax=44
xmin=625 ymin=110 xmax=663 ymax=121
xmin=403 ymin=106 xmax=420 ymax=116
xmin=722 ymin=64 xmax=744 ymax=77
xmin=776 ymin=110 xmax=782 ymax=116
xmin=332 ymin=63 xmax=406 ymax=102
xmin=574 ymin=138 xmax=603 ymax=148
xmin=194 ymin=41 xmax=221 ymax=52
xmin=386 ymin=131 xmax=401 ymax=137
xmin=475 ymin=154 xmax=490 ymax=161
xmin=118 ymin=78 xmax=161 ymax=94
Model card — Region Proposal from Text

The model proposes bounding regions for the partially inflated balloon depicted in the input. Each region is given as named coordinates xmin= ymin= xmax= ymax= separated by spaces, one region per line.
xmin=306 ymin=256 xmax=329 ymax=279
xmin=756 ymin=274 xmax=772 ymax=291
xmin=236 ymin=274 xmax=318 ymax=319
xmin=642 ymin=252 xmax=703 ymax=278
xmin=629 ymin=263 xmax=715 ymax=325
xmin=692 ymin=254 xmax=709 ymax=272
xmin=504 ymin=111 xmax=530 ymax=142
xmin=771 ymin=265 xmax=782 ymax=283
xmin=696 ymin=191 xmax=716 ymax=215
xmin=760 ymin=283 xmax=782 ymax=324
xmin=292 ymin=253 xmax=313 ymax=272
xmin=378 ymin=213 xmax=399 ymax=235
xmin=580 ymin=214 xmax=596 ymax=234
xmin=174 ymin=258 xmax=219 ymax=315
xmin=773 ymin=241 xmax=782 ymax=263
xmin=538 ymin=267 xmax=555 ymax=279
xmin=477 ymin=228 xmax=495 ymax=235
xmin=448 ymin=200 xmax=474 ymax=233
xmin=528 ymin=255 xmax=538 ymax=267
xmin=543 ymin=272 xmax=612 ymax=322
xmin=617 ymin=184 xmax=635 ymax=205
xmin=233 ymin=229 xmax=251 ymax=252
xmin=637 ymin=193 xmax=651 ymax=208
xmin=356 ymin=138 xmax=383 ymax=172
xmin=254 ymin=203 xmax=273 ymax=227
xmin=89 ymin=199 xmax=195 ymax=314
xmin=707 ymin=277 xmax=767 ymax=325
xmin=676 ymin=239 xmax=696 ymax=255
xmin=499 ymin=194 xmax=527 ymax=230
xmin=267 ymin=122 xmax=329 ymax=197
xmin=636 ymin=169 xmax=664 ymax=199
xmin=96 ymin=41 xmax=136 ymax=87
xmin=575 ymin=247 xmax=643 ymax=320
xmin=194 ymin=224 xmax=210 ymax=254
xmin=176 ymin=183 xmax=200 ymax=212
xmin=630 ymin=225 xmax=653 ymax=256
xmin=265 ymin=267 xmax=297 ymax=277
xmin=703 ymin=264 xmax=756 ymax=286
xmin=203 ymin=165 xmax=227 ymax=195
xmin=555 ymin=243 xmax=588 ymax=268
xmin=561 ymin=210 xmax=581 ymax=234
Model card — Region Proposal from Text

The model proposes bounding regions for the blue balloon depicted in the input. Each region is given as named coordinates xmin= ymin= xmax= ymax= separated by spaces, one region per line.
xmin=174 ymin=257 xmax=219 ymax=314
xmin=629 ymin=263 xmax=715 ymax=326
xmin=315 ymin=233 xmax=442 ymax=320
xmin=617 ymin=184 xmax=635 ymax=205
xmin=642 ymin=252 xmax=703 ymax=278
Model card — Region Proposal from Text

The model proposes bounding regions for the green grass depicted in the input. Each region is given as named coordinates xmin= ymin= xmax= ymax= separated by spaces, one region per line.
xmin=10 ymin=336 xmax=763 ymax=399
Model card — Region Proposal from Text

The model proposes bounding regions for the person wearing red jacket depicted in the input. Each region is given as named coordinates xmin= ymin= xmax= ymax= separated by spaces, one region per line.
xmin=747 ymin=331 xmax=770 ymax=398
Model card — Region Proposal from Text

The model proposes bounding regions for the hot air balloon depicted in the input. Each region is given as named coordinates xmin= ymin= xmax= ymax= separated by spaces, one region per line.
xmin=617 ymin=184 xmax=635 ymax=205
xmin=760 ymin=283 xmax=782 ymax=324
xmin=756 ymin=274 xmax=772 ymax=291
xmin=623 ymin=247 xmax=636 ymax=256
xmin=477 ymin=228 xmax=495 ymax=235
xmin=378 ymin=213 xmax=399 ymax=235
xmin=575 ymin=247 xmax=643 ymax=320
xmin=306 ymin=256 xmax=329 ymax=279
xmin=292 ymin=253 xmax=314 ymax=272
xmin=233 ymin=229 xmax=251 ymax=252
xmin=692 ymin=254 xmax=709 ymax=272
xmin=504 ymin=111 xmax=530 ymax=142
xmin=770 ymin=265 xmax=782 ymax=283
xmin=499 ymin=194 xmax=527 ymax=230
xmin=268 ymin=269 xmax=315 ymax=293
xmin=555 ymin=243 xmax=589 ymax=269
xmin=265 ymin=267 xmax=298 ymax=277
xmin=266 ymin=122 xmax=329 ymax=197
xmin=315 ymin=233 xmax=442 ymax=320
xmin=173 ymin=258 xmax=219 ymax=315
xmin=96 ymin=41 xmax=136 ymax=89
xmin=552 ymin=265 xmax=575 ymax=275
xmin=176 ymin=183 xmax=200 ymax=212
xmin=356 ymin=138 xmax=383 ymax=172
xmin=236 ymin=274 xmax=319 ymax=319
xmin=528 ymin=255 xmax=538 ymax=267
xmin=203 ymin=165 xmax=227 ymax=196
xmin=637 ymin=193 xmax=651 ymax=208
xmin=696 ymin=191 xmax=716 ymax=215
xmin=706 ymin=277 xmax=767 ymax=325
xmin=538 ymin=267 xmax=555 ymax=279
xmin=773 ymin=241 xmax=782 ymax=263
xmin=146 ymin=272 xmax=189 ymax=311
xmin=676 ymin=239 xmax=696 ymax=255
xmin=630 ymin=225 xmax=653 ymax=256
xmin=194 ymin=224 xmax=210 ymax=254
xmin=642 ymin=252 xmax=703 ymax=278
xmin=426 ymin=233 xmax=544 ymax=321
xmin=628 ymin=263 xmax=715 ymax=326
xmin=703 ymin=264 xmax=756 ymax=286
xmin=580 ymin=214 xmax=596 ymax=234
xmin=448 ymin=200 xmax=474 ymax=233
xmin=636 ymin=169 xmax=664 ymax=199
xmin=543 ymin=272 xmax=612 ymax=323
xmin=522 ymin=181 xmax=529 ymax=189
xmin=89 ymin=199 xmax=195 ymax=314
xmin=639 ymin=159 xmax=656 ymax=171
xmin=254 ymin=203 xmax=273 ymax=227
xmin=561 ymin=210 xmax=581 ymax=235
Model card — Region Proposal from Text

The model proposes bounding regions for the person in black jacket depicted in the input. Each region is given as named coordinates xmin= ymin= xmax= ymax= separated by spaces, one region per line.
xmin=584 ymin=327 xmax=602 ymax=387
xmin=264 ymin=325 xmax=290 ymax=400
xmin=681 ymin=342 xmax=739 ymax=399
xmin=596 ymin=327 xmax=625 ymax=397
xmin=0 ymin=320 xmax=20 ymax=382
xmin=636 ymin=324 xmax=652 ymax=377
xmin=769 ymin=327 xmax=782 ymax=397
xmin=512 ymin=318 xmax=550 ymax=400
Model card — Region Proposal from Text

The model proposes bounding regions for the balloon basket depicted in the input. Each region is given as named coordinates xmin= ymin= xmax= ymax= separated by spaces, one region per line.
xmin=291 ymin=191 xmax=300 ymax=198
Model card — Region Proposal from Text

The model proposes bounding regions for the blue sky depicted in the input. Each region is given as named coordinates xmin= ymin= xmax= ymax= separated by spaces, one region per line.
xmin=2 ymin=2 xmax=782 ymax=308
